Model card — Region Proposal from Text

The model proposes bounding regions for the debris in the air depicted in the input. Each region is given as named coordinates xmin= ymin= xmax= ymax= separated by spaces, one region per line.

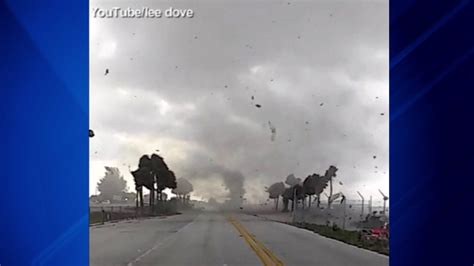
xmin=339 ymin=181 xmax=343 ymax=185
xmin=376 ymin=96 xmax=379 ymax=99
xmin=380 ymin=113 xmax=385 ymax=116
xmin=373 ymin=155 xmax=377 ymax=159
xmin=305 ymin=121 xmax=309 ymax=125
xmin=104 ymin=69 xmax=109 ymax=75
xmin=89 ymin=129 xmax=95 ymax=138
xmin=155 ymin=149 xmax=160 ymax=152
xmin=270 ymin=79 xmax=274 ymax=82
xmin=320 ymin=103 xmax=324 ymax=106
xmin=268 ymin=121 xmax=276 ymax=141
xmin=251 ymin=96 xmax=254 ymax=100
xmin=255 ymin=104 xmax=261 ymax=108
xmin=224 ymin=85 xmax=228 ymax=88
xmin=194 ymin=36 xmax=198 ymax=39
xmin=297 ymin=36 xmax=301 ymax=39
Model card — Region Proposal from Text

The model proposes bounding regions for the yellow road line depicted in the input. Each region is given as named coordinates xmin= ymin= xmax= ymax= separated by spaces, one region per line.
xmin=228 ymin=216 xmax=284 ymax=266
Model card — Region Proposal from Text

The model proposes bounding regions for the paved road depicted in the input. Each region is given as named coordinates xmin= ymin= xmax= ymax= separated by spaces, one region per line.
xmin=90 ymin=211 xmax=388 ymax=266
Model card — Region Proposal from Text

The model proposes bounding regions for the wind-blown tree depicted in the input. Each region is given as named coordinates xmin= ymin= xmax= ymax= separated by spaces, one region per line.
xmin=281 ymin=184 xmax=305 ymax=212
xmin=131 ymin=155 xmax=154 ymax=208
xmin=323 ymin=165 xmax=338 ymax=209
xmin=266 ymin=182 xmax=285 ymax=211
xmin=131 ymin=153 xmax=177 ymax=211
xmin=157 ymin=170 xmax=177 ymax=201
xmin=303 ymin=174 xmax=319 ymax=208
xmin=172 ymin=178 xmax=194 ymax=204
xmin=97 ymin=167 xmax=128 ymax=202
xmin=150 ymin=154 xmax=177 ymax=203
xmin=285 ymin=174 xmax=301 ymax=187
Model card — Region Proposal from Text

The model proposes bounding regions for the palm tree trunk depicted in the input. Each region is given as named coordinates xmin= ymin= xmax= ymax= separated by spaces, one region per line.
xmin=328 ymin=177 xmax=333 ymax=209
xmin=139 ymin=188 xmax=144 ymax=207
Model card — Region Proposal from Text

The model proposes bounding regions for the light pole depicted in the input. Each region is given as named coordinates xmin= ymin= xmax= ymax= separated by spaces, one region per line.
xmin=357 ymin=191 xmax=365 ymax=221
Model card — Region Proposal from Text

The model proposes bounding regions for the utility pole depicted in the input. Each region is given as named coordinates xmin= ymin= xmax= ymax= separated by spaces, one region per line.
xmin=342 ymin=194 xmax=346 ymax=230
xmin=368 ymin=195 xmax=372 ymax=214
xmin=357 ymin=191 xmax=365 ymax=221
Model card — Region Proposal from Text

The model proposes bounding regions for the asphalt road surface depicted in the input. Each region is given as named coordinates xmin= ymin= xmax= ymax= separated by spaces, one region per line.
xmin=90 ymin=211 xmax=388 ymax=266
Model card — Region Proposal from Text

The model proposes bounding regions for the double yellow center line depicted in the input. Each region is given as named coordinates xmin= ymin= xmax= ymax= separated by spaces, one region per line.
xmin=228 ymin=216 xmax=284 ymax=266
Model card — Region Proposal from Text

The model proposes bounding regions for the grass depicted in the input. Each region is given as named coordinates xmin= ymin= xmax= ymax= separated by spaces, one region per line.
xmin=290 ymin=222 xmax=389 ymax=256
xmin=89 ymin=205 xmax=181 ymax=225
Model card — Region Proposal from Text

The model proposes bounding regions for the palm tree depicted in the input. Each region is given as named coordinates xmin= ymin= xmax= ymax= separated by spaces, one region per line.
xmin=150 ymin=154 xmax=177 ymax=202
xmin=323 ymin=166 xmax=338 ymax=209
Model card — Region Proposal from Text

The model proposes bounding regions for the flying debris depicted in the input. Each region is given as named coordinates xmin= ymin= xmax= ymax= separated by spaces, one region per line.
xmin=251 ymin=96 xmax=254 ymax=100
xmin=255 ymin=104 xmax=261 ymax=108
xmin=104 ymin=69 xmax=109 ymax=75
xmin=268 ymin=121 xmax=277 ymax=141
xmin=305 ymin=121 xmax=309 ymax=125
xmin=339 ymin=181 xmax=343 ymax=185
xmin=89 ymin=129 xmax=95 ymax=138
xmin=194 ymin=36 xmax=198 ymax=39
xmin=224 ymin=85 xmax=228 ymax=88
xmin=373 ymin=155 xmax=377 ymax=159
xmin=380 ymin=113 xmax=385 ymax=116
xmin=320 ymin=103 xmax=324 ymax=107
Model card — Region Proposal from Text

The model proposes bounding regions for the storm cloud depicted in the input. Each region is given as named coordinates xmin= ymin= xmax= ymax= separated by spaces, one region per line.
xmin=89 ymin=0 xmax=389 ymax=203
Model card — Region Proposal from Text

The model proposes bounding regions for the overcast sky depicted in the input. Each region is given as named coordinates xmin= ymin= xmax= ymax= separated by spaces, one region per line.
xmin=90 ymin=0 xmax=388 ymax=204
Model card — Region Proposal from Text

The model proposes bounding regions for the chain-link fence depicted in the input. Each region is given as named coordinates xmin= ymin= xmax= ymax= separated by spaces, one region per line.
xmin=293 ymin=199 xmax=389 ymax=230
